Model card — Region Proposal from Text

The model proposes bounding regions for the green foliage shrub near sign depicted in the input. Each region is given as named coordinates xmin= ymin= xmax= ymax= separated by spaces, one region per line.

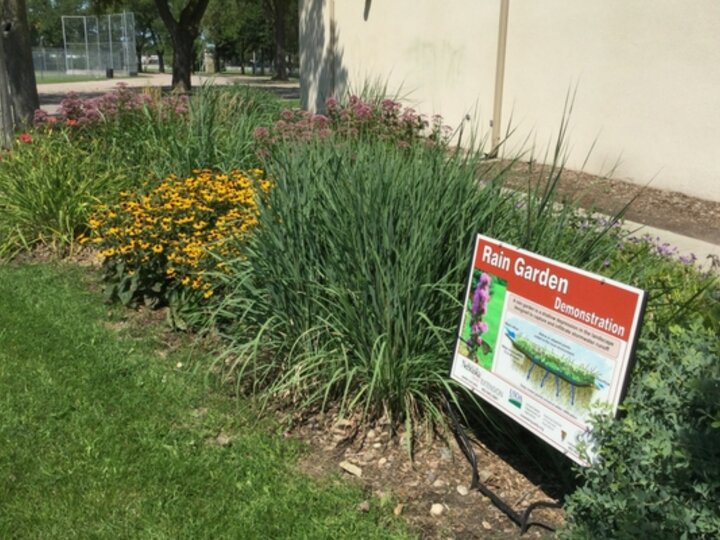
xmin=210 ymin=127 xmax=633 ymax=438
xmin=563 ymin=320 xmax=720 ymax=538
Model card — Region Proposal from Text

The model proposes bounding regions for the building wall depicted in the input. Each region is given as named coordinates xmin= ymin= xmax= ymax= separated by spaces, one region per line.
xmin=300 ymin=0 xmax=720 ymax=202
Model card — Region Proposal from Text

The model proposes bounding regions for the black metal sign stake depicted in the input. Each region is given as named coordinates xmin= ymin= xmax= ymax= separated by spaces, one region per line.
xmin=444 ymin=396 xmax=562 ymax=535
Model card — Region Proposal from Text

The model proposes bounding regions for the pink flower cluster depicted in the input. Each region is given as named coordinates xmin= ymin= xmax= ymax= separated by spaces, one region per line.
xmin=254 ymin=95 xmax=452 ymax=150
xmin=467 ymin=272 xmax=492 ymax=358
xmin=33 ymin=83 xmax=188 ymax=128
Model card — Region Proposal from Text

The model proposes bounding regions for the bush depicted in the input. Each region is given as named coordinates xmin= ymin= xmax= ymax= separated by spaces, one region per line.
xmin=253 ymin=95 xmax=451 ymax=153
xmin=0 ymin=130 xmax=121 ymax=257
xmin=86 ymin=168 xmax=271 ymax=327
xmin=212 ymin=133 xmax=629 ymax=435
xmin=564 ymin=320 xmax=720 ymax=538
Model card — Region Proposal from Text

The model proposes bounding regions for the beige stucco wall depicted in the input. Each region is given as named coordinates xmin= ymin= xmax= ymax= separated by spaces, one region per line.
xmin=300 ymin=0 xmax=720 ymax=202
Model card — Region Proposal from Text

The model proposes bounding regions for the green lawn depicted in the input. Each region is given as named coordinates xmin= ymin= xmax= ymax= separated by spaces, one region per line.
xmin=35 ymin=73 xmax=152 ymax=84
xmin=0 ymin=263 xmax=409 ymax=539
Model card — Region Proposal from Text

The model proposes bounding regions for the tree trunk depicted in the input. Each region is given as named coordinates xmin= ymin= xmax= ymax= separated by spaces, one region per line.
xmin=2 ymin=0 xmax=39 ymax=126
xmin=0 ymin=37 xmax=14 ymax=148
xmin=157 ymin=50 xmax=165 ymax=73
xmin=136 ymin=50 xmax=143 ymax=73
xmin=170 ymin=28 xmax=194 ymax=91
xmin=154 ymin=0 xmax=210 ymax=92
xmin=271 ymin=0 xmax=288 ymax=80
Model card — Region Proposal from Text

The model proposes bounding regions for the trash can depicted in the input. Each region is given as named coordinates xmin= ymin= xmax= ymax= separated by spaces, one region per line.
xmin=106 ymin=68 xmax=114 ymax=79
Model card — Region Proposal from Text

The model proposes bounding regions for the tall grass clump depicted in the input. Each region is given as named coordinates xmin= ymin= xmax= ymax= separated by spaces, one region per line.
xmin=0 ymin=132 xmax=120 ymax=258
xmin=147 ymin=84 xmax=284 ymax=178
xmin=211 ymin=123 xmax=630 ymax=436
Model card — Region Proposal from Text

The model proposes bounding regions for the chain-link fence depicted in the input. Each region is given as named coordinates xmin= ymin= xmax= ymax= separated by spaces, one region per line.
xmin=57 ymin=13 xmax=136 ymax=76
xmin=32 ymin=48 xmax=69 ymax=80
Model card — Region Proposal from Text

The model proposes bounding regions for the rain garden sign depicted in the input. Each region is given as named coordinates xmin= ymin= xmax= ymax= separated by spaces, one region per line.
xmin=451 ymin=234 xmax=646 ymax=466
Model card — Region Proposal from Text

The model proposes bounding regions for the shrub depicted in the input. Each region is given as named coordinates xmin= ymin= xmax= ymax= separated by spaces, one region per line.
xmin=33 ymin=83 xmax=185 ymax=128
xmin=254 ymin=95 xmax=451 ymax=153
xmin=563 ymin=320 xmax=720 ymax=538
xmin=86 ymin=168 xmax=271 ymax=327
xmin=0 ymin=129 xmax=119 ymax=258
xmin=211 ymin=134 xmax=629 ymax=436
xmin=605 ymin=233 xmax=718 ymax=329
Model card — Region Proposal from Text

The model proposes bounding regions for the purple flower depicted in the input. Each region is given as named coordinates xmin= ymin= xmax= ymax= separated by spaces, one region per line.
xmin=472 ymin=321 xmax=488 ymax=335
xmin=471 ymin=282 xmax=490 ymax=316
xmin=678 ymin=253 xmax=697 ymax=265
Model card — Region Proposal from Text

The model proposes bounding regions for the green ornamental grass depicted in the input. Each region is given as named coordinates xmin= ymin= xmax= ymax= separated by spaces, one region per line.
xmin=210 ymin=126 xmax=630 ymax=440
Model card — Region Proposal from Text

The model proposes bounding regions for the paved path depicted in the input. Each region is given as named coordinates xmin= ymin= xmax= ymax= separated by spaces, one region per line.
xmin=36 ymin=74 xmax=718 ymax=268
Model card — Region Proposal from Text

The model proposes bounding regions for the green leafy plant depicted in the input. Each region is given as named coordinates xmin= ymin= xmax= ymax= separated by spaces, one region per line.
xmin=210 ymin=129 xmax=630 ymax=439
xmin=0 ymin=130 xmax=117 ymax=258
xmin=564 ymin=320 xmax=720 ymax=538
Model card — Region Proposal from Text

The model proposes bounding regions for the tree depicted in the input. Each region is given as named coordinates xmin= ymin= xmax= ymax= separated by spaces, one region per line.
xmin=26 ymin=0 xmax=88 ymax=47
xmin=154 ymin=0 xmax=210 ymax=91
xmin=118 ymin=0 xmax=169 ymax=73
xmin=262 ymin=0 xmax=291 ymax=80
xmin=202 ymin=0 xmax=267 ymax=73
xmin=1 ymin=0 xmax=39 ymax=138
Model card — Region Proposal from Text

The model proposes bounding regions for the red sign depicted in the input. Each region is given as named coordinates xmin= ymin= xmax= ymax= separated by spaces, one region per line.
xmin=451 ymin=235 xmax=646 ymax=465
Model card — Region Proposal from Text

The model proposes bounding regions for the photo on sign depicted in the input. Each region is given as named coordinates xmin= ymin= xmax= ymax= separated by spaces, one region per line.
xmin=498 ymin=317 xmax=614 ymax=416
xmin=457 ymin=269 xmax=507 ymax=369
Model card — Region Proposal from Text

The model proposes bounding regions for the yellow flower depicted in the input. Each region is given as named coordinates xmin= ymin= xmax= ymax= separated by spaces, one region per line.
xmin=152 ymin=244 xmax=164 ymax=254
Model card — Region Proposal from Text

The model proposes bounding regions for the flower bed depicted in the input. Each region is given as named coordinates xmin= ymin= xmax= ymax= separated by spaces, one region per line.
xmin=86 ymin=168 xmax=271 ymax=323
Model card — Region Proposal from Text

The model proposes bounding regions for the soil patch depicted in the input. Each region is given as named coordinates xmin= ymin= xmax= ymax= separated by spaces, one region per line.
xmin=489 ymin=161 xmax=720 ymax=245
xmin=291 ymin=411 xmax=564 ymax=539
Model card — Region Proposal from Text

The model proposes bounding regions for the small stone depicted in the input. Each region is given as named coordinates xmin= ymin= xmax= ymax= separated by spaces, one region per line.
xmin=215 ymin=433 xmax=231 ymax=447
xmin=456 ymin=485 xmax=470 ymax=496
xmin=176 ymin=362 xmax=183 ymax=368
xmin=378 ymin=457 xmax=388 ymax=467
xmin=482 ymin=520 xmax=492 ymax=530
xmin=440 ymin=447 xmax=453 ymax=462
xmin=357 ymin=500 xmax=370 ymax=512
xmin=367 ymin=429 xmax=376 ymax=439
xmin=430 ymin=503 xmax=445 ymax=517
xmin=479 ymin=469 xmax=492 ymax=484
xmin=393 ymin=503 xmax=404 ymax=516
xmin=372 ymin=442 xmax=382 ymax=449
xmin=339 ymin=460 xmax=363 ymax=477
xmin=432 ymin=479 xmax=445 ymax=488
xmin=426 ymin=471 xmax=438 ymax=483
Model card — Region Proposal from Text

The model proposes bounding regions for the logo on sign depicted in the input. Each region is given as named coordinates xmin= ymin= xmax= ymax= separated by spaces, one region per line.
xmin=508 ymin=389 xmax=523 ymax=409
